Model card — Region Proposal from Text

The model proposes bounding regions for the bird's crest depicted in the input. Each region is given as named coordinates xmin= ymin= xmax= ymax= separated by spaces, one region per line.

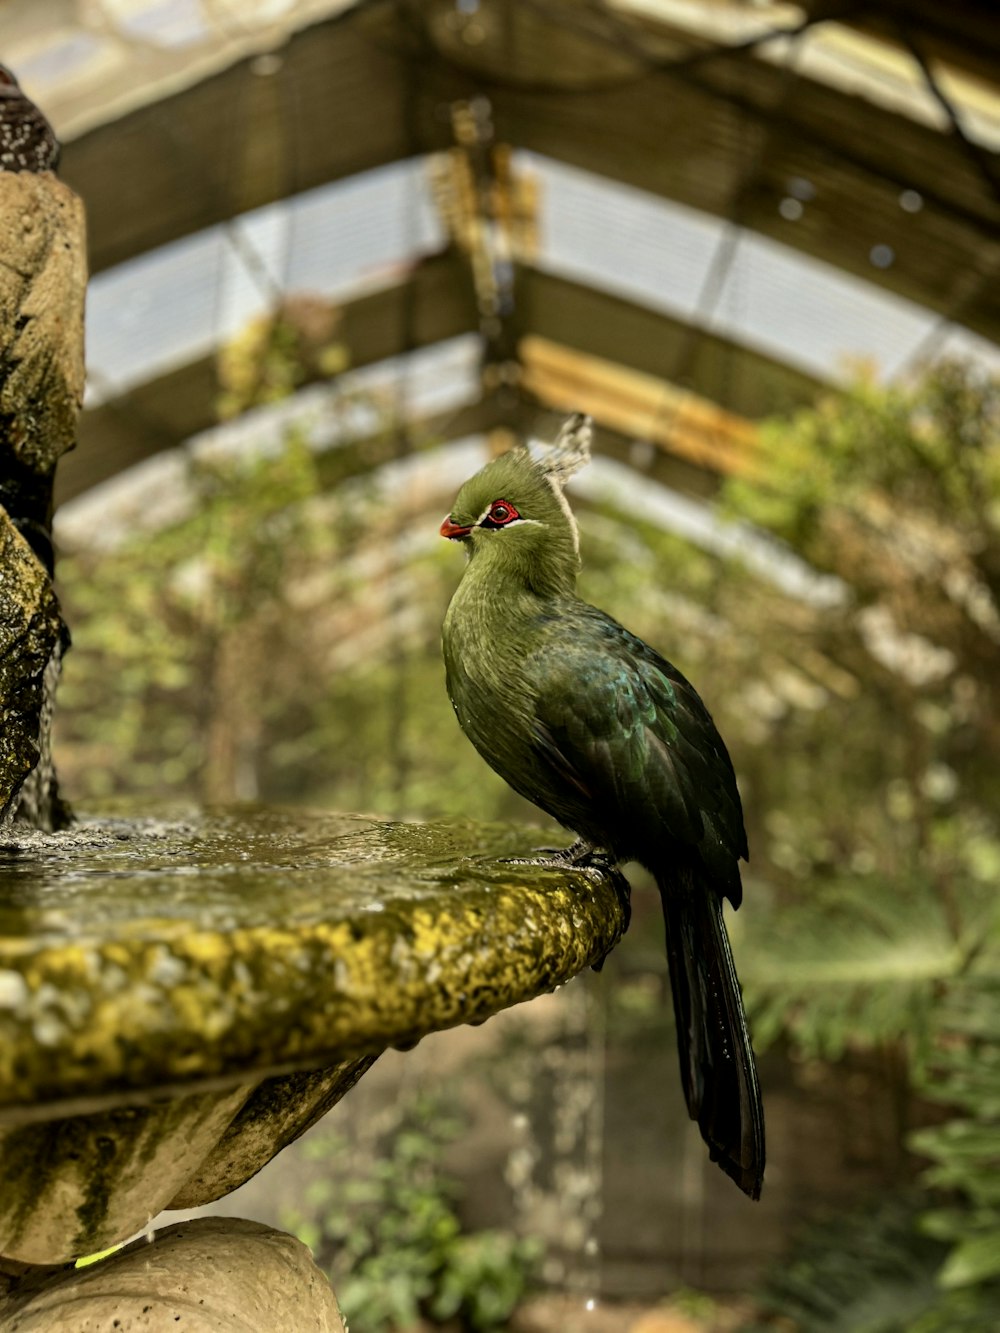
xmin=534 ymin=413 xmax=592 ymax=490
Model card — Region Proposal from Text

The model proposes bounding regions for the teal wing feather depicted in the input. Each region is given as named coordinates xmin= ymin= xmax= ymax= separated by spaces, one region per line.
xmin=516 ymin=607 xmax=764 ymax=1196
xmin=526 ymin=609 xmax=747 ymax=906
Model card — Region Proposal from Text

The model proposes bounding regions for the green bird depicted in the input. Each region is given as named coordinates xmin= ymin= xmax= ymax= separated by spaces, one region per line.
xmin=440 ymin=414 xmax=765 ymax=1199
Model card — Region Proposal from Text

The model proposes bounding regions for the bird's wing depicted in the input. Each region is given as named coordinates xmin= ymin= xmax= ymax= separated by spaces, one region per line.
xmin=526 ymin=611 xmax=747 ymax=904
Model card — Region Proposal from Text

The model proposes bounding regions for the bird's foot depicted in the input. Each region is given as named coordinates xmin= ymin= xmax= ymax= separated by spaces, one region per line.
xmin=526 ymin=837 xmax=602 ymax=865
xmin=501 ymin=842 xmax=623 ymax=883
xmin=497 ymin=843 xmax=630 ymax=965
xmin=572 ymin=847 xmax=618 ymax=874
xmin=499 ymin=837 xmax=589 ymax=868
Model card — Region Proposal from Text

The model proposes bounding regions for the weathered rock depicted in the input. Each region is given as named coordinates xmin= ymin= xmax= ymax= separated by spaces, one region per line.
xmin=169 ymin=1056 xmax=377 ymax=1209
xmin=0 ymin=513 xmax=66 ymax=828
xmin=0 ymin=1084 xmax=255 ymax=1264
xmin=0 ymin=808 xmax=630 ymax=1263
xmin=0 ymin=170 xmax=86 ymax=830
xmin=0 ymin=1217 xmax=346 ymax=1331
xmin=0 ymin=174 xmax=86 ymax=481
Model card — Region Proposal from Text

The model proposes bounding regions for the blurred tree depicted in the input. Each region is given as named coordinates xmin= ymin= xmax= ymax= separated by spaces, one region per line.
xmin=55 ymin=423 xmax=527 ymax=818
xmin=716 ymin=362 xmax=1000 ymax=1325
xmin=216 ymin=295 xmax=348 ymax=420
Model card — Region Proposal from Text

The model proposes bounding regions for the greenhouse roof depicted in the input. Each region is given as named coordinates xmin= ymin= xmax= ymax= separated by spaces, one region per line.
xmin=6 ymin=0 xmax=995 ymax=503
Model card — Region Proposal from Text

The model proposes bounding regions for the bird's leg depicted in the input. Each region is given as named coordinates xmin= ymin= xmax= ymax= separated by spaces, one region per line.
xmin=501 ymin=837 xmax=605 ymax=868
xmin=570 ymin=845 xmax=618 ymax=874
xmin=497 ymin=842 xmax=631 ymax=965
xmin=529 ymin=836 xmax=592 ymax=862
xmin=501 ymin=839 xmax=630 ymax=909
xmin=543 ymin=840 xmax=626 ymax=883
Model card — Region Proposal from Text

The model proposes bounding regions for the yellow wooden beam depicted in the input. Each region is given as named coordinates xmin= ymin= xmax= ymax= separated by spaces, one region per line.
xmin=519 ymin=335 xmax=758 ymax=476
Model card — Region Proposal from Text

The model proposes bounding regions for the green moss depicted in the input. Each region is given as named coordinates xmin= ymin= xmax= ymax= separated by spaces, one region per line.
xmin=0 ymin=808 xmax=628 ymax=1115
xmin=0 ymin=808 xmax=626 ymax=1262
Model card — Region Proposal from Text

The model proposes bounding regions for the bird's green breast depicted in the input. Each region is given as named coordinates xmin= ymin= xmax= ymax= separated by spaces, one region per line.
xmin=443 ymin=561 xmax=542 ymax=739
xmin=442 ymin=560 xmax=565 ymax=809
xmin=443 ymin=552 xmax=747 ymax=884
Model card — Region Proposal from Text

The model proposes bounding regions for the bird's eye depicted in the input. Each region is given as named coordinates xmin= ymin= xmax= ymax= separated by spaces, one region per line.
xmin=482 ymin=500 xmax=519 ymax=528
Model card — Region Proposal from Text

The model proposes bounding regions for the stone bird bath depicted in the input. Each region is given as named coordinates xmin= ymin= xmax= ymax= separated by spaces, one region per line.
xmin=0 ymin=808 xmax=628 ymax=1327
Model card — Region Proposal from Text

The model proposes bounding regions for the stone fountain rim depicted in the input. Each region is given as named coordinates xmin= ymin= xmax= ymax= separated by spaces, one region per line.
xmin=0 ymin=806 xmax=628 ymax=1121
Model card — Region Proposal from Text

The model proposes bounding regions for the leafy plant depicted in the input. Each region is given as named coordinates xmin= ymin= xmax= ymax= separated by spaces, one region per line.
xmin=911 ymin=973 xmax=1000 ymax=1311
xmin=55 ymin=415 xmax=532 ymax=821
xmin=723 ymin=362 xmax=1000 ymax=1326
xmin=747 ymin=1194 xmax=950 ymax=1333
xmin=281 ymin=1095 xmax=541 ymax=1332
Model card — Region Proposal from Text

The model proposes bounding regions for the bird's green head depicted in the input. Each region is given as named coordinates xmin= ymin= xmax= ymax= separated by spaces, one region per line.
xmin=440 ymin=414 xmax=591 ymax=597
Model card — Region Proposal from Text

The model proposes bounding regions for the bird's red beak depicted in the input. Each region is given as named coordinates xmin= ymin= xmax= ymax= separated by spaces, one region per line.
xmin=440 ymin=516 xmax=472 ymax=539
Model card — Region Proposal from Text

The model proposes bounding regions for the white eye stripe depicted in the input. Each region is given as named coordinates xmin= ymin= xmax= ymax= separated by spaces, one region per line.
xmin=475 ymin=515 xmax=542 ymax=531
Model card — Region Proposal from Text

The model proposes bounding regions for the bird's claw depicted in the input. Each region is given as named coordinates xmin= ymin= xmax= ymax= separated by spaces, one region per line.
xmin=573 ymin=848 xmax=618 ymax=873
xmin=499 ymin=837 xmax=589 ymax=868
xmin=497 ymin=843 xmax=631 ymax=950
xmin=522 ymin=837 xmax=605 ymax=866
xmin=499 ymin=842 xmax=623 ymax=886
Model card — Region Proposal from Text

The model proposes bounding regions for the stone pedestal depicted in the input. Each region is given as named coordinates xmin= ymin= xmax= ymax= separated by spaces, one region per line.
xmin=0 ymin=808 xmax=629 ymax=1323
xmin=0 ymin=1218 xmax=346 ymax=1332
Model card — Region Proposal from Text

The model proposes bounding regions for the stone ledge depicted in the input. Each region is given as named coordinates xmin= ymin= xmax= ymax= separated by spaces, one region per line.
xmin=0 ymin=808 xmax=628 ymax=1118
xmin=0 ymin=808 xmax=629 ymax=1263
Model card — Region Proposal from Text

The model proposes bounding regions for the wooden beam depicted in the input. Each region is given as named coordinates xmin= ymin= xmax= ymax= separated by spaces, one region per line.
xmin=520 ymin=336 xmax=757 ymax=478
xmin=512 ymin=267 xmax=818 ymax=420
xmin=803 ymin=0 xmax=1000 ymax=90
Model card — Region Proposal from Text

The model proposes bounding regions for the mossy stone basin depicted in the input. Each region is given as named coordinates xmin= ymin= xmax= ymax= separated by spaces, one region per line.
xmin=0 ymin=808 xmax=628 ymax=1264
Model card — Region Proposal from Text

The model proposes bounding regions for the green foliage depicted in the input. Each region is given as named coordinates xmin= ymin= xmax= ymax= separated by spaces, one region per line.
xmin=748 ymin=1195 xmax=949 ymax=1333
xmin=751 ymin=1189 xmax=1000 ymax=1333
xmin=57 ymin=434 xmax=334 ymax=801
xmin=725 ymin=361 xmax=1000 ymax=563
xmin=56 ymin=425 xmax=536 ymax=822
xmin=215 ymin=297 xmax=349 ymax=419
xmin=725 ymin=362 xmax=1000 ymax=1327
xmin=910 ymin=973 xmax=1000 ymax=1307
xmin=750 ymin=1193 xmax=1000 ymax=1333
xmin=280 ymin=1096 xmax=540 ymax=1332
xmin=743 ymin=881 xmax=947 ymax=1061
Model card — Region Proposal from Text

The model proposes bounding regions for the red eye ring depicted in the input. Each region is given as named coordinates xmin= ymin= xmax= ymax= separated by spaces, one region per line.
xmin=484 ymin=500 xmax=519 ymax=528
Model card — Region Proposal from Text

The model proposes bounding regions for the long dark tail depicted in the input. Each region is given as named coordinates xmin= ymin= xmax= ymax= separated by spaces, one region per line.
xmin=656 ymin=865 xmax=765 ymax=1200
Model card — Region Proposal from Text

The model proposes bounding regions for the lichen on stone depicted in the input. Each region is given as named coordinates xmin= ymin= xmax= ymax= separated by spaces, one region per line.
xmin=0 ymin=808 xmax=629 ymax=1265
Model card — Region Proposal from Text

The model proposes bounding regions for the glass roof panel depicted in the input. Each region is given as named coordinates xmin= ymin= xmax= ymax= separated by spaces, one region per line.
xmin=283 ymin=160 xmax=444 ymax=293
xmin=85 ymin=227 xmax=227 ymax=404
xmin=524 ymin=153 xmax=989 ymax=383
xmin=706 ymin=231 xmax=936 ymax=381
xmin=85 ymin=158 xmax=445 ymax=405
xmin=83 ymin=147 xmax=999 ymax=412
xmin=529 ymin=151 xmax=727 ymax=321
